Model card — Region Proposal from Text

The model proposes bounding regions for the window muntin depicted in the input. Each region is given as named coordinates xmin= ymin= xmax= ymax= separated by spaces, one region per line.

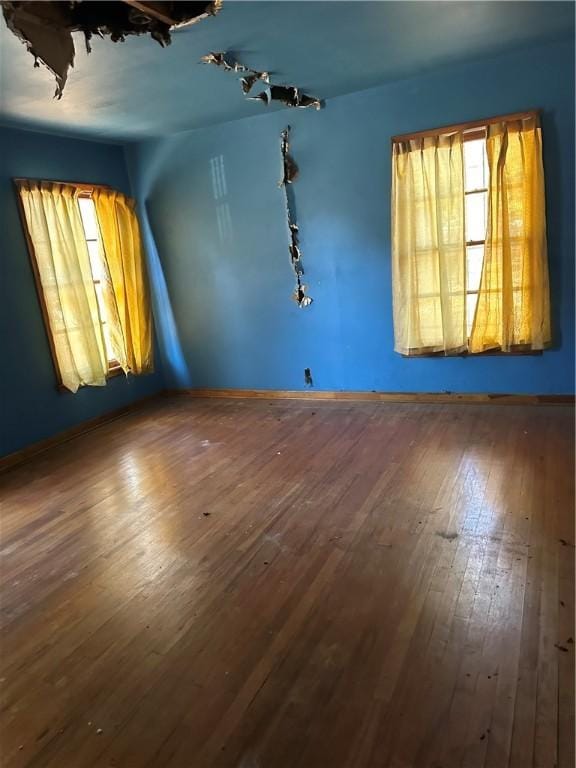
xmin=463 ymin=135 xmax=489 ymax=337
xmin=77 ymin=194 xmax=119 ymax=372
xmin=408 ymin=134 xmax=489 ymax=344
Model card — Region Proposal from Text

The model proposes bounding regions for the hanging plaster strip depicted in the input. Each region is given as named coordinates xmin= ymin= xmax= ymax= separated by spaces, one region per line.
xmin=279 ymin=126 xmax=312 ymax=308
xmin=249 ymin=85 xmax=322 ymax=110
xmin=200 ymin=52 xmax=322 ymax=108
xmin=200 ymin=52 xmax=269 ymax=93
xmin=3 ymin=1 xmax=222 ymax=98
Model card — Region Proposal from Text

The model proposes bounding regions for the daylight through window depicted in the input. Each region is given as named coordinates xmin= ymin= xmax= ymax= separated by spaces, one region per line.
xmin=463 ymin=135 xmax=489 ymax=337
xmin=77 ymin=195 xmax=119 ymax=371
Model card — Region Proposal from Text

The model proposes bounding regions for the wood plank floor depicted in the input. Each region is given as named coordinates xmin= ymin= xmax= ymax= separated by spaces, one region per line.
xmin=0 ymin=397 xmax=573 ymax=768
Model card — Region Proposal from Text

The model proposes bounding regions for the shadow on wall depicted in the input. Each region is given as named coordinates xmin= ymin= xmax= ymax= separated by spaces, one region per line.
xmin=541 ymin=108 xmax=567 ymax=352
xmin=140 ymin=203 xmax=190 ymax=388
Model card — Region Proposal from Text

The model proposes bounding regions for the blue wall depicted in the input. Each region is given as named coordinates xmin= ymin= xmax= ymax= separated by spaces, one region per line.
xmin=0 ymin=127 xmax=164 ymax=458
xmin=127 ymin=36 xmax=575 ymax=395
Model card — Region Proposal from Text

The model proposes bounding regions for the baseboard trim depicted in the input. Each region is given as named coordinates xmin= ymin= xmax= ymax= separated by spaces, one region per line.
xmin=166 ymin=388 xmax=575 ymax=405
xmin=2 ymin=388 xmax=573 ymax=473
xmin=0 ymin=393 xmax=162 ymax=474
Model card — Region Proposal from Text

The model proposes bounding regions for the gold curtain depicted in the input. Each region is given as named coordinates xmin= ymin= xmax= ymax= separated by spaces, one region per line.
xmin=18 ymin=181 xmax=108 ymax=392
xmin=392 ymin=133 xmax=466 ymax=355
xmin=469 ymin=115 xmax=551 ymax=352
xmin=93 ymin=189 xmax=154 ymax=374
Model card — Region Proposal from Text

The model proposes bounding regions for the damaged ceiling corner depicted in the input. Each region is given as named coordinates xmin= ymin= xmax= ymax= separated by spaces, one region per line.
xmin=2 ymin=0 xmax=222 ymax=98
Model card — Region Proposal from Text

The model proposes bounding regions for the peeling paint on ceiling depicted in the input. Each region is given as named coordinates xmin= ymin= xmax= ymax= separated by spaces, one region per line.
xmin=2 ymin=1 xmax=222 ymax=97
xmin=0 ymin=1 xmax=573 ymax=140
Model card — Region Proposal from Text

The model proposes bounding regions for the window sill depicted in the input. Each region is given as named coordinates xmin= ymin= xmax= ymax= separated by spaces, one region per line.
xmin=401 ymin=349 xmax=544 ymax=358
xmin=106 ymin=363 xmax=124 ymax=378
xmin=55 ymin=364 xmax=125 ymax=392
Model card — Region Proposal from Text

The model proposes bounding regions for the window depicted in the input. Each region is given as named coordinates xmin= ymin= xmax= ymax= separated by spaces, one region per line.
xmin=463 ymin=135 xmax=489 ymax=337
xmin=15 ymin=179 xmax=154 ymax=393
xmin=77 ymin=193 xmax=120 ymax=373
xmin=391 ymin=111 xmax=551 ymax=356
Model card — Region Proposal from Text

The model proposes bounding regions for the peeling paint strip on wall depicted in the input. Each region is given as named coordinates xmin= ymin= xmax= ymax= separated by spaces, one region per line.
xmin=279 ymin=126 xmax=312 ymax=308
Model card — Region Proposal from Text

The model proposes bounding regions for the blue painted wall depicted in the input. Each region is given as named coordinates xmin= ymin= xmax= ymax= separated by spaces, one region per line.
xmin=0 ymin=127 xmax=164 ymax=458
xmin=127 ymin=36 xmax=575 ymax=395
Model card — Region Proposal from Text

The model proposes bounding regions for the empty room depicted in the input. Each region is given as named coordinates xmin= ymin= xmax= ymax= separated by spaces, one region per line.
xmin=0 ymin=1 xmax=574 ymax=766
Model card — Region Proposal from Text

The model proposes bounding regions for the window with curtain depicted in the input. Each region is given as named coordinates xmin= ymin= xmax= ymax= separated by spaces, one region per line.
xmin=391 ymin=111 xmax=551 ymax=356
xmin=15 ymin=180 xmax=154 ymax=393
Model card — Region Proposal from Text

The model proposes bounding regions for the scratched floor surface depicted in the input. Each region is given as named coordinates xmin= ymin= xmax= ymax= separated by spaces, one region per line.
xmin=0 ymin=397 xmax=574 ymax=767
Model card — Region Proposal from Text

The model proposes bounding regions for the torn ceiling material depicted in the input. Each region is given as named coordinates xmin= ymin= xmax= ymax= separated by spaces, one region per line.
xmin=200 ymin=51 xmax=269 ymax=94
xmin=279 ymin=126 xmax=313 ymax=308
xmin=249 ymin=86 xmax=321 ymax=111
xmin=201 ymin=51 xmax=322 ymax=110
xmin=2 ymin=1 xmax=222 ymax=98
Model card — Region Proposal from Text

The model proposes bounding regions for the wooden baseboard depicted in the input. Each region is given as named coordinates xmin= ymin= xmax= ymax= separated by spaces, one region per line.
xmin=0 ymin=393 xmax=162 ymax=473
xmin=2 ymin=388 xmax=573 ymax=473
xmin=166 ymin=388 xmax=575 ymax=405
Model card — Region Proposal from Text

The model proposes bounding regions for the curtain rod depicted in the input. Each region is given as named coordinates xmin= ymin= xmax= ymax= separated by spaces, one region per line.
xmin=13 ymin=178 xmax=113 ymax=191
xmin=391 ymin=109 xmax=540 ymax=144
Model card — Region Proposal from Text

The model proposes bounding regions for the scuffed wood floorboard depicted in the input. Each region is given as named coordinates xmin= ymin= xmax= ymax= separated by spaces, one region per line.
xmin=0 ymin=398 xmax=573 ymax=767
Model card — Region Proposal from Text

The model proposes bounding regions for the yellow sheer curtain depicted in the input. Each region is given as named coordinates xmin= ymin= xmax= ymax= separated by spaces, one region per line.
xmin=470 ymin=115 xmax=551 ymax=352
xmin=392 ymin=133 xmax=466 ymax=355
xmin=92 ymin=189 xmax=154 ymax=375
xmin=18 ymin=181 xmax=108 ymax=392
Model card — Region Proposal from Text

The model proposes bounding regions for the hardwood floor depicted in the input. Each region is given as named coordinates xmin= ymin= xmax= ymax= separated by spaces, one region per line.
xmin=0 ymin=397 xmax=573 ymax=768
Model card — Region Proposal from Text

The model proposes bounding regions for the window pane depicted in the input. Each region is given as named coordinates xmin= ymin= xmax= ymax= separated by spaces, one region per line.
xmin=465 ymin=191 xmax=487 ymax=242
xmin=467 ymin=293 xmax=479 ymax=337
xmin=466 ymin=244 xmax=484 ymax=293
xmin=94 ymin=282 xmax=105 ymax=316
xmin=102 ymin=324 xmax=116 ymax=364
xmin=78 ymin=197 xmax=99 ymax=241
xmin=86 ymin=240 xmax=104 ymax=281
xmin=93 ymin=283 xmax=117 ymax=365
xmin=464 ymin=138 xmax=488 ymax=191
